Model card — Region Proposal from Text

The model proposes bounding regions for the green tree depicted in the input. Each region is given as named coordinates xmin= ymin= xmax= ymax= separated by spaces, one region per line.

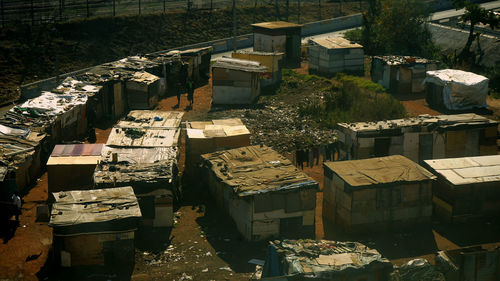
xmin=451 ymin=0 xmax=499 ymax=64
xmin=360 ymin=0 xmax=437 ymax=58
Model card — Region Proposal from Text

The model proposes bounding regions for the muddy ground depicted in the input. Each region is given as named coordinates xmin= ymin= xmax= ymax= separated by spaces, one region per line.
xmin=1 ymin=62 xmax=500 ymax=280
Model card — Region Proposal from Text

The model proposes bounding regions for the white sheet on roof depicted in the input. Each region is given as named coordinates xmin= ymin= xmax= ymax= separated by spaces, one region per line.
xmin=424 ymin=69 xmax=489 ymax=111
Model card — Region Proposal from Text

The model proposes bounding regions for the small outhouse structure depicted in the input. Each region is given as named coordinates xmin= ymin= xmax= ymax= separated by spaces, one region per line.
xmin=323 ymin=155 xmax=436 ymax=232
xmin=424 ymin=69 xmax=489 ymax=111
xmin=336 ymin=114 xmax=499 ymax=164
xmin=424 ymin=155 xmax=500 ymax=222
xmin=125 ymin=72 xmax=161 ymax=110
xmin=261 ymin=239 xmax=393 ymax=280
xmin=232 ymin=51 xmax=285 ymax=87
xmin=211 ymin=57 xmax=267 ymax=105
xmin=200 ymin=145 xmax=318 ymax=241
xmin=47 ymin=144 xmax=103 ymax=193
xmin=252 ymin=21 xmax=302 ymax=67
xmin=308 ymin=37 xmax=364 ymax=75
xmin=49 ymin=186 xmax=141 ymax=269
xmin=371 ymin=55 xmax=438 ymax=95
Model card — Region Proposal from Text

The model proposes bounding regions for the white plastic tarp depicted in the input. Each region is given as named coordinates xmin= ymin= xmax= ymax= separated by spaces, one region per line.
xmin=424 ymin=69 xmax=489 ymax=110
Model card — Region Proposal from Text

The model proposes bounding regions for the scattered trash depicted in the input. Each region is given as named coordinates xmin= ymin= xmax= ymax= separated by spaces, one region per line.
xmin=248 ymin=259 xmax=265 ymax=266
xmin=223 ymin=238 xmax=230 ymax=242
xmin=219 ymin=266 xmax=232 ymax=272
xmin=206 ymin=251 xmax=212 ymax=257
xmin=202 ymin=268 xmax=209 ymax=273
xmin=179 ymin=273 xmax=193 ymax=281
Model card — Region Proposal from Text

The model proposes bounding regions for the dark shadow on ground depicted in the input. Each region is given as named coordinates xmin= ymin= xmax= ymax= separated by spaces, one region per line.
xmin=322 ymin=217 xmax=438 ymax=260
xmin=0 ymin=219 xmax=19 ymax=244
xmin=135 ymin=226 xmax=172 ymax=253
xmin=433 ymin=216 xmax=500 ymax=247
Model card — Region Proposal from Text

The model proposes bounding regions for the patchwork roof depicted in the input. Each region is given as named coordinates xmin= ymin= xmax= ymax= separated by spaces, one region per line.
xmin=424 ymin=155 xmax=500 ymax=185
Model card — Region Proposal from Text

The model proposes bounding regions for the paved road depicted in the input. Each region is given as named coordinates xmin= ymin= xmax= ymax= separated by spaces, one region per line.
xmin=431 ymin=0 xmax=500 ymax=20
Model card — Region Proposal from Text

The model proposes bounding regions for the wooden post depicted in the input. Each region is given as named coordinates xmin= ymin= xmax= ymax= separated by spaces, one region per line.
xmin=1 ymin=0 xmax=4 ymax=27
xmin=286 ymin=0 xmax=289 ymax=21
xmin=139 ymin=0 xmax=141 ymax=15
xmin=297 ymin=0 xmax=300 ymax=23
xmin=232 ymin=0 xmax=236 ymax=52
xmin=318 ymin=0 xmax=321 ymax=20
xmin=30 ymin=0 xmax=34 ymax=25
xmin=339 ymin=0 xmax=342 ymax=15
xmin=163 ymin=0 xmax=166 ymax=13
xmin=86 ymin=0 xmax=89 ymax=17
xmin=113 ymin=0 xmax=116 ymax=16
xmin=59 ymin=0 xmax=62 ymax=20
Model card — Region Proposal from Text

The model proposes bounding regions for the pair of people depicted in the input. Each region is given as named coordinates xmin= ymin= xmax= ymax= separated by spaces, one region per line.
xmin=177 ymin=79 xmax=195 ymax=107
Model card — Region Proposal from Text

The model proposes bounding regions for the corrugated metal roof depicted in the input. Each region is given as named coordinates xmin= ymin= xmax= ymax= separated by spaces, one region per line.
xmin=50 ymin=144 xmax=104 ymax=157
xmin=212 ymin=57 xmax=268 ymax=73
xmin=117 ymin=110 xmax=184 ymax=129
xmin=337 ymin=113 xmax=498 ymax=134
xmin=201 ymin=145 xmax=317 ymax=196
xmin=251 ymin=21 xmax=303 ymax=29
xmin=324 ymin=155 xmax=436 ymax=188
xmin=49 ymin=186 xmax=142 ymax=234
xmin=100 ymin=146 xmax=177 ymax=164
xmin=310 ymin=37 xmax=363 ymax=49
xmin=424 ymin=155 xmax=500 ymax=185
xmin=106 ymin=127 xmax=180 ymax=147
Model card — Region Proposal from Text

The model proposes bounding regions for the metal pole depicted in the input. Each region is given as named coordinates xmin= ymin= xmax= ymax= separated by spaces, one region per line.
xmin=59 ymin=0 xmax=62 ymax=20
xmin=163 ymin=0 xmax=166 ymax=13
xmin=232 ymin=0 xmax=236 ymax=52
xmin=339 ymin=0 xmax=342 ymax=15
xmin=318 ymin=0 xmax=321 ymax=20
xmin=211 ymin=0 xmax=213 ymax=11
xmin=86 ymin=0 xmax=89 ymax=17
xmin=31 ymin=0 xmax=34 ymax=25
xmin=297 ymin=0 xmax=300 ymax=23
xmin=286 ymin=0 xmax=289 ymax=21
xmin=139 ymin=0 xmax=141 ymax=15
xmin=113 ymin=0 xmax=116 ymax=16
xmin=1 ymin=0 xmax=4 ymax=27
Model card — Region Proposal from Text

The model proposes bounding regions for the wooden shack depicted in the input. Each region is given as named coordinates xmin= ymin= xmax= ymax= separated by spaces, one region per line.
xmin=308 ymin=37 xmax=364 ymax=75
xmin=179 ymin=47 xmax=212 ymax=83
xmin=47 ymin=144 xmax=103 ymax=193
xmin=424 ymin=69 xmax=489 ymax=111
xmin=185 ymin=118 xmax=250 ymax=174
xmin=125 ymin=72 xmax=160 ymax=110
xmin=336 ymin=114 xmax=499 ymax=164
xmin=261 ymin=240 xmax=393 ymax=280
xmin=252 ymin=21 xmax=302 ymax=67
xmin=49 ymin=186 xmax=141 ymax=269
xmin=200 ymin=145 xmax=318 ymax=241
xmin=323 ymin=155 xmax=436 ymax=232
xmin=371 ymin=55 xmax=438 ymax=95
xmin=231 ymin=51 xmax=284 ymax=87
xmin=424 ymin=155 xmax=500 ymax=222
xmin=211 ymin=57 xmax=267 ymax=105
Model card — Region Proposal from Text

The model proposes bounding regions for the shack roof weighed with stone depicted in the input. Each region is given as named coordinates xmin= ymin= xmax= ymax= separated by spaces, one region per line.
xmin=251 ymin=21 xmax=303 ymax=30
xmin=212 ymin=57 xmax=268 ymax=73
xmin=100 ymin=146 xmax=177 ymax=164
xmin=116 ymin=110 xmax=184 ymax=129
xmin=201 ymin=145 xmax=317 ymax=197
xmin=424 ymin=155 xmax=500 ymax=185
xmin=106 ymin=127 xmax=180 ymax=147
xmin=373 ymin=55 xmax=438 ymax=66
xmin=337 ymin=114 xmax=498 ymax=136
xmin=49 ymin=186 xmax=142 ymax=235
xmin=324 ymin=155 xmax=436 ymax=189
xmin=264 ymin=239 xmax=392 ymax=278
xmin=310 ymin=37 xmax=362 ymax=49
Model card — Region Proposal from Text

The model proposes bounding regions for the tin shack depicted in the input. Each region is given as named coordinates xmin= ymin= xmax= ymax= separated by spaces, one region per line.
xmin=185 ymin=118 xmax=250 ymax=173
xmin=424 ymin=69 xmax=489 ymax=111
xmin=323 ymin=155 xmax=436 ymax=232
xmin=371 ymin=55 xmax=438 ymax=95
xmin=252 ymin=21 xmax=302 ymax=67
xmin=47 ymin=144 xmax=103 ymax=193
xmin=308 ymin=37 xmax=364 ymax=75
xmin=200 ymin=145 xmax=318 ymax=241
xmin=424 ymin=155 xmax=500 ymax=222
xmin=125 ymin=72 xmax=161 ymax=110
xmin=232 ymin=51 xmax=284 ymax=87
xmin=49 ymin=186 xmax=141 ymax=269
xmin=211 ymin=57 xmax=267 ymax=105
xmin=336 ymin=114 xmax=499 ymax=164
xmin=260 ymin=239 xmax=393 ymax=281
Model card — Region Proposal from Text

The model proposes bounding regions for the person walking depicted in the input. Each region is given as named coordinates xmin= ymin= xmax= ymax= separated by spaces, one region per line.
xmin=11 ymin=193 xmax=21 ymax=222
xmin=187 ymin=79 xmax=194 ymax=107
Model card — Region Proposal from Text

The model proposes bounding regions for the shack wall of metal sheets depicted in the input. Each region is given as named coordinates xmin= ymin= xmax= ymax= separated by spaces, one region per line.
xmin=231 ymin=51 xmax=284 ymax=87
xmin=200 ymin=145 xmax=318 ymax=241
xmin=308 ymin=37 xmax=364 ymax=75
xmin=323 ymin=156 xmax=435 ymax=232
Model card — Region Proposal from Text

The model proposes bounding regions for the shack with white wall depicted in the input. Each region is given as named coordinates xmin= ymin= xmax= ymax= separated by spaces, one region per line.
xmin=200 ymin=145 xmax=318 ymax=241
xmin=371 ymin=56 xmax=438 ymax=95
xmin=211 ymin=57 xmax=267 ymax=105
xmin=424 ymin=155 xmax=500 ymax=223
xmin=424 ymin=69 xmax=489 ymax=111
xmin=336 ymin=114 xmax=499 ymax=164
xmin=231 ymin=51 xmax=284 ymax=87
xmin=323 ymin=155 xmax=436 ymax=232
xmin=308 ymin=37 xmax=364 ymax=75
xmin=49 ymin=187 xmax=141 ymax=269
xmin=252 ymin=21 xmax=302 ymax=67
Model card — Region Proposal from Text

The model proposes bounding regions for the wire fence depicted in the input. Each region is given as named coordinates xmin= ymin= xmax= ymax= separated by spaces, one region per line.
xmin=0 ymin=0 xmax=363 ymax=27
